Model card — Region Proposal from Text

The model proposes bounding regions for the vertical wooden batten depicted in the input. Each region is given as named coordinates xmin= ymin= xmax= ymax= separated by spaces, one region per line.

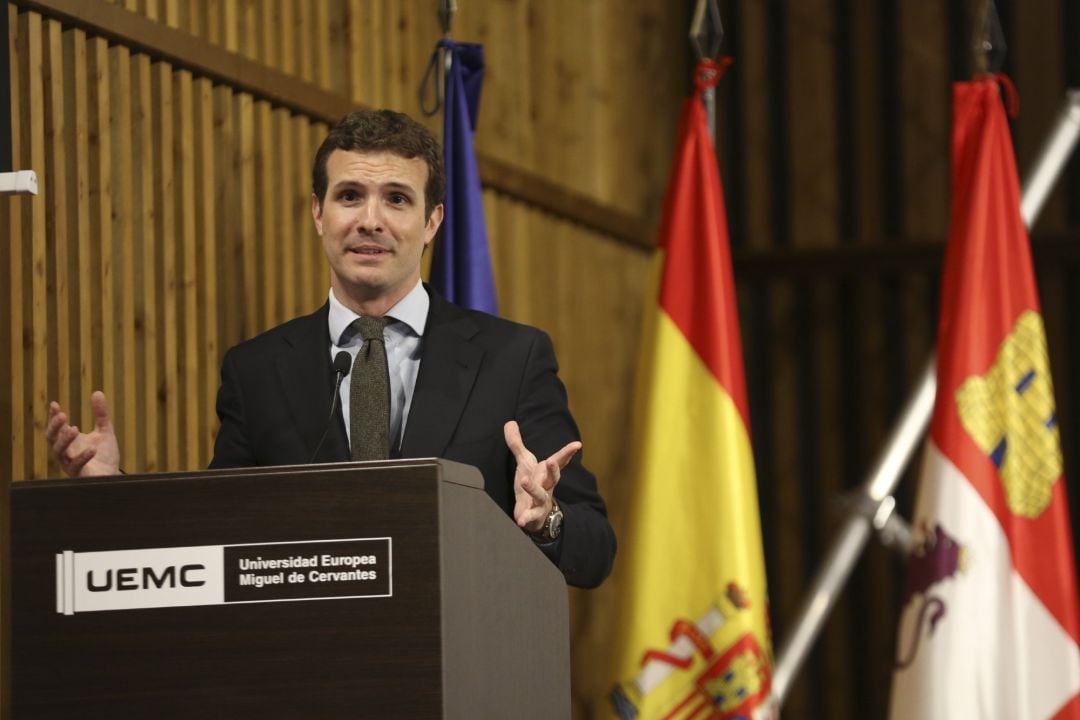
xmin=176 ymin=68 xmax=199 ymax=470
xmin=131 ymin=49 xmax=156 ymax=472
xmin=63 ymin=27 xmax=91 ymax=459
xmin=109 ymin=43 xmax=136 ymax=474
xmin=42 ymin=18 xmax=66 ymax=428
xmin=234 ymin=90 xmax=255 ymax=340
xmin=19 ymin=11 xmax=46 ymax=479
xmin=194 ymin=75 xmax=218 ymax=461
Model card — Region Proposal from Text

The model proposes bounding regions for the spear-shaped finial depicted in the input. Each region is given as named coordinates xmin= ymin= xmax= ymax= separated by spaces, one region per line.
xmin=974 ymin=0 xmax=1007 ymax=75
xmin=439 ymin=0 xmax=458 ymax=38
xmin=689 ymin=0 xmax=724 ymax=61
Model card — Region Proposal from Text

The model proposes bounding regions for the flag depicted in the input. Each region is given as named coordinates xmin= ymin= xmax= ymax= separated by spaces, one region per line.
xmin=429 ymin=39 xmax=498 ymax=315
xmin=889 ymin=76 xmax=1080 ymax=720
xmin=608 ymin=59 xmax=774 ymax=720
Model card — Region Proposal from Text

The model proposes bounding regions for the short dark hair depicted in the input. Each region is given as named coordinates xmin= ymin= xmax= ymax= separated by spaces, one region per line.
xmin=312 ymin=108 xmax=445 ymax=218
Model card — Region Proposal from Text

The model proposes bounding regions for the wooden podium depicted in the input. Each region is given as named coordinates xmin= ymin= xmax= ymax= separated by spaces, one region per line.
xmin=9 ymin=459 xmax=570 ymax=718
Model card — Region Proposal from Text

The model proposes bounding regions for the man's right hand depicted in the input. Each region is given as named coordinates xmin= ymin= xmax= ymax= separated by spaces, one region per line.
xmin=45 ymin=391 xmax=121 ymax=477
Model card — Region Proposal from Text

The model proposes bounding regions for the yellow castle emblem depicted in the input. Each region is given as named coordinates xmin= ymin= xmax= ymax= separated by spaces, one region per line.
xmin=955 ymin=310 xmax=1062 ymax=518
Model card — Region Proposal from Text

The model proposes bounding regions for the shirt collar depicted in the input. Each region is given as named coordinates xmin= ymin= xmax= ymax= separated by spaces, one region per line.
xmin=327 ymin=281 xmax=430 ymax=345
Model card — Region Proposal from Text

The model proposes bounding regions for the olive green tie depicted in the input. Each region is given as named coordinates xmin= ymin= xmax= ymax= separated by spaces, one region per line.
xmin=349 ymin=316 xmax=391 ymax=461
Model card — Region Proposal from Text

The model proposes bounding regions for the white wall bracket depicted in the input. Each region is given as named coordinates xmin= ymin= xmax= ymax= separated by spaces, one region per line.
xmin=0 ymin=170 xmax=38 ymax=195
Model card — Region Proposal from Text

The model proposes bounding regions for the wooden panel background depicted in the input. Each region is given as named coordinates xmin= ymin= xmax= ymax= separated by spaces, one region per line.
xmin=713 ymin=1 xmax=1080 ymax=718
xmin=3 ymin=1 xmax=1080 ymax=719
xmin=0 ymin=1 xmax=684 ymax=718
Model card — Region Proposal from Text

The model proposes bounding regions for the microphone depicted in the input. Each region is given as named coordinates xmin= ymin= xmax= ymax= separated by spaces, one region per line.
xmin=309 ymin=351 xmax=353 ymax=463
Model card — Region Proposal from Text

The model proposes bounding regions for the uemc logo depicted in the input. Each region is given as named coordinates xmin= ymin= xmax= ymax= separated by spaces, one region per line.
xmin=58 ymin=547 xmax=224 ymax=614
xmin=86 ymin=564 xmax=207 ymax=592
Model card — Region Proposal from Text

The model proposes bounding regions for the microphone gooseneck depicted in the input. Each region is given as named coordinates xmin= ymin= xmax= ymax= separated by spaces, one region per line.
xmin=309 ymin=351 xmax=353 ymax=463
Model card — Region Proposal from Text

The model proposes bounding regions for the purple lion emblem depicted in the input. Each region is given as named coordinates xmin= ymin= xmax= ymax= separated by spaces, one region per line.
xmin=895 ymin=522 xmax=967 ymax=669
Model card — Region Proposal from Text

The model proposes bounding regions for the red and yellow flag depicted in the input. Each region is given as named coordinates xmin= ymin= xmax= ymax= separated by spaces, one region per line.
xmin=890 ymin=76 xmax=1080 ymax=719
xmin=608 ymin=60 xmax=773 ymax=720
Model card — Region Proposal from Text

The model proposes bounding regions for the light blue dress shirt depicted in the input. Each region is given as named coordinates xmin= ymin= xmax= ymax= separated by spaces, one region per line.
xmin=327 ymin=281 xmax=428 ymax=450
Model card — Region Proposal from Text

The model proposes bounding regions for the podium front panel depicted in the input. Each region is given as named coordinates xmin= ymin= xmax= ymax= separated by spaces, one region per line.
xmin=11 ymin=462 xmax=447 ymax=718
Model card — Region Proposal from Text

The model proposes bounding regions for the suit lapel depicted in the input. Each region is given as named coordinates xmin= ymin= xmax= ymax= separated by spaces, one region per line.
xmin=400 ymin=291 xmax=483 ymax=458
xmin=276 ymin=304 xmax=350 ymax=463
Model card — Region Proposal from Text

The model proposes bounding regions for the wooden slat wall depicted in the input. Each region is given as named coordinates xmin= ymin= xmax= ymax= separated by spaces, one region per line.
xmin=0 ymin=2 xmax=686 ymax=718
xmin=5 ymin=1 xmax=1080 ymax=719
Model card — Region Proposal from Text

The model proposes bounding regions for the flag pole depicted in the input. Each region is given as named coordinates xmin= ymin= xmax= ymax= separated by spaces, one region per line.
xmin=439 ymin=0 xmax=456 ymax=103
xmin=1021 ymin=90 xmax=1080 ymax=225
xmin=689 ymin=0 xmax=723 ymax=141
xmin=771 ymin=88 xmax=1080 ymax=706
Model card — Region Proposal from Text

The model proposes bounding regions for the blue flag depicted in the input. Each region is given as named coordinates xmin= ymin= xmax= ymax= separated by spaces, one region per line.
xmin=430 ymin=39 xmax=498 ymax=315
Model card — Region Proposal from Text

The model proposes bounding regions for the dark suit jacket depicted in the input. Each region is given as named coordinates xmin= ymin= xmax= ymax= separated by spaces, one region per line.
xmin=209 ymin=289 xmax=615 ymax=588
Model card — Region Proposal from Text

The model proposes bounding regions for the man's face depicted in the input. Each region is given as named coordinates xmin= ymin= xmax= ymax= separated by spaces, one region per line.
xmin=312 ymin=149 xmax=443 ymax=309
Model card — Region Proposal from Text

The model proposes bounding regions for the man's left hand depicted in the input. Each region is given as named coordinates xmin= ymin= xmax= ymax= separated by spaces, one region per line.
xmin=504 ymin=420 xmax=581 ymax=533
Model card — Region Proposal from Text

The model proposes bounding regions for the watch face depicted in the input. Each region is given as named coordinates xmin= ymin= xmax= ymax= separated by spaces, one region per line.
xmin=549 ymin=510 xmax=563 ymax=539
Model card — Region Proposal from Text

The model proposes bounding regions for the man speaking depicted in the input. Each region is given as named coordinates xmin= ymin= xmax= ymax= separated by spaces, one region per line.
xmin=44 ymin=108 xmax=615 ymax=589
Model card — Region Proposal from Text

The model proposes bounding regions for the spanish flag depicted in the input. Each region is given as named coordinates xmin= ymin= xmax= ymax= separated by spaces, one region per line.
xmin=608 ymin=60 xmax=773 ymax=720
xmin=889 ymin=77 xmax=1080 ymax=719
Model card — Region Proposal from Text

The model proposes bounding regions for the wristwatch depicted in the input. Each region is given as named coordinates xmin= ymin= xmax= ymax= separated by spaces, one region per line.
xmin=531 ymin=499 xmax=563 ymax=543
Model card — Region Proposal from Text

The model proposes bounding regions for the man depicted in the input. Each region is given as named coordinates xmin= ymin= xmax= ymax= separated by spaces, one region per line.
xmin=45 ymin=109 xmax=615 ymax=589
